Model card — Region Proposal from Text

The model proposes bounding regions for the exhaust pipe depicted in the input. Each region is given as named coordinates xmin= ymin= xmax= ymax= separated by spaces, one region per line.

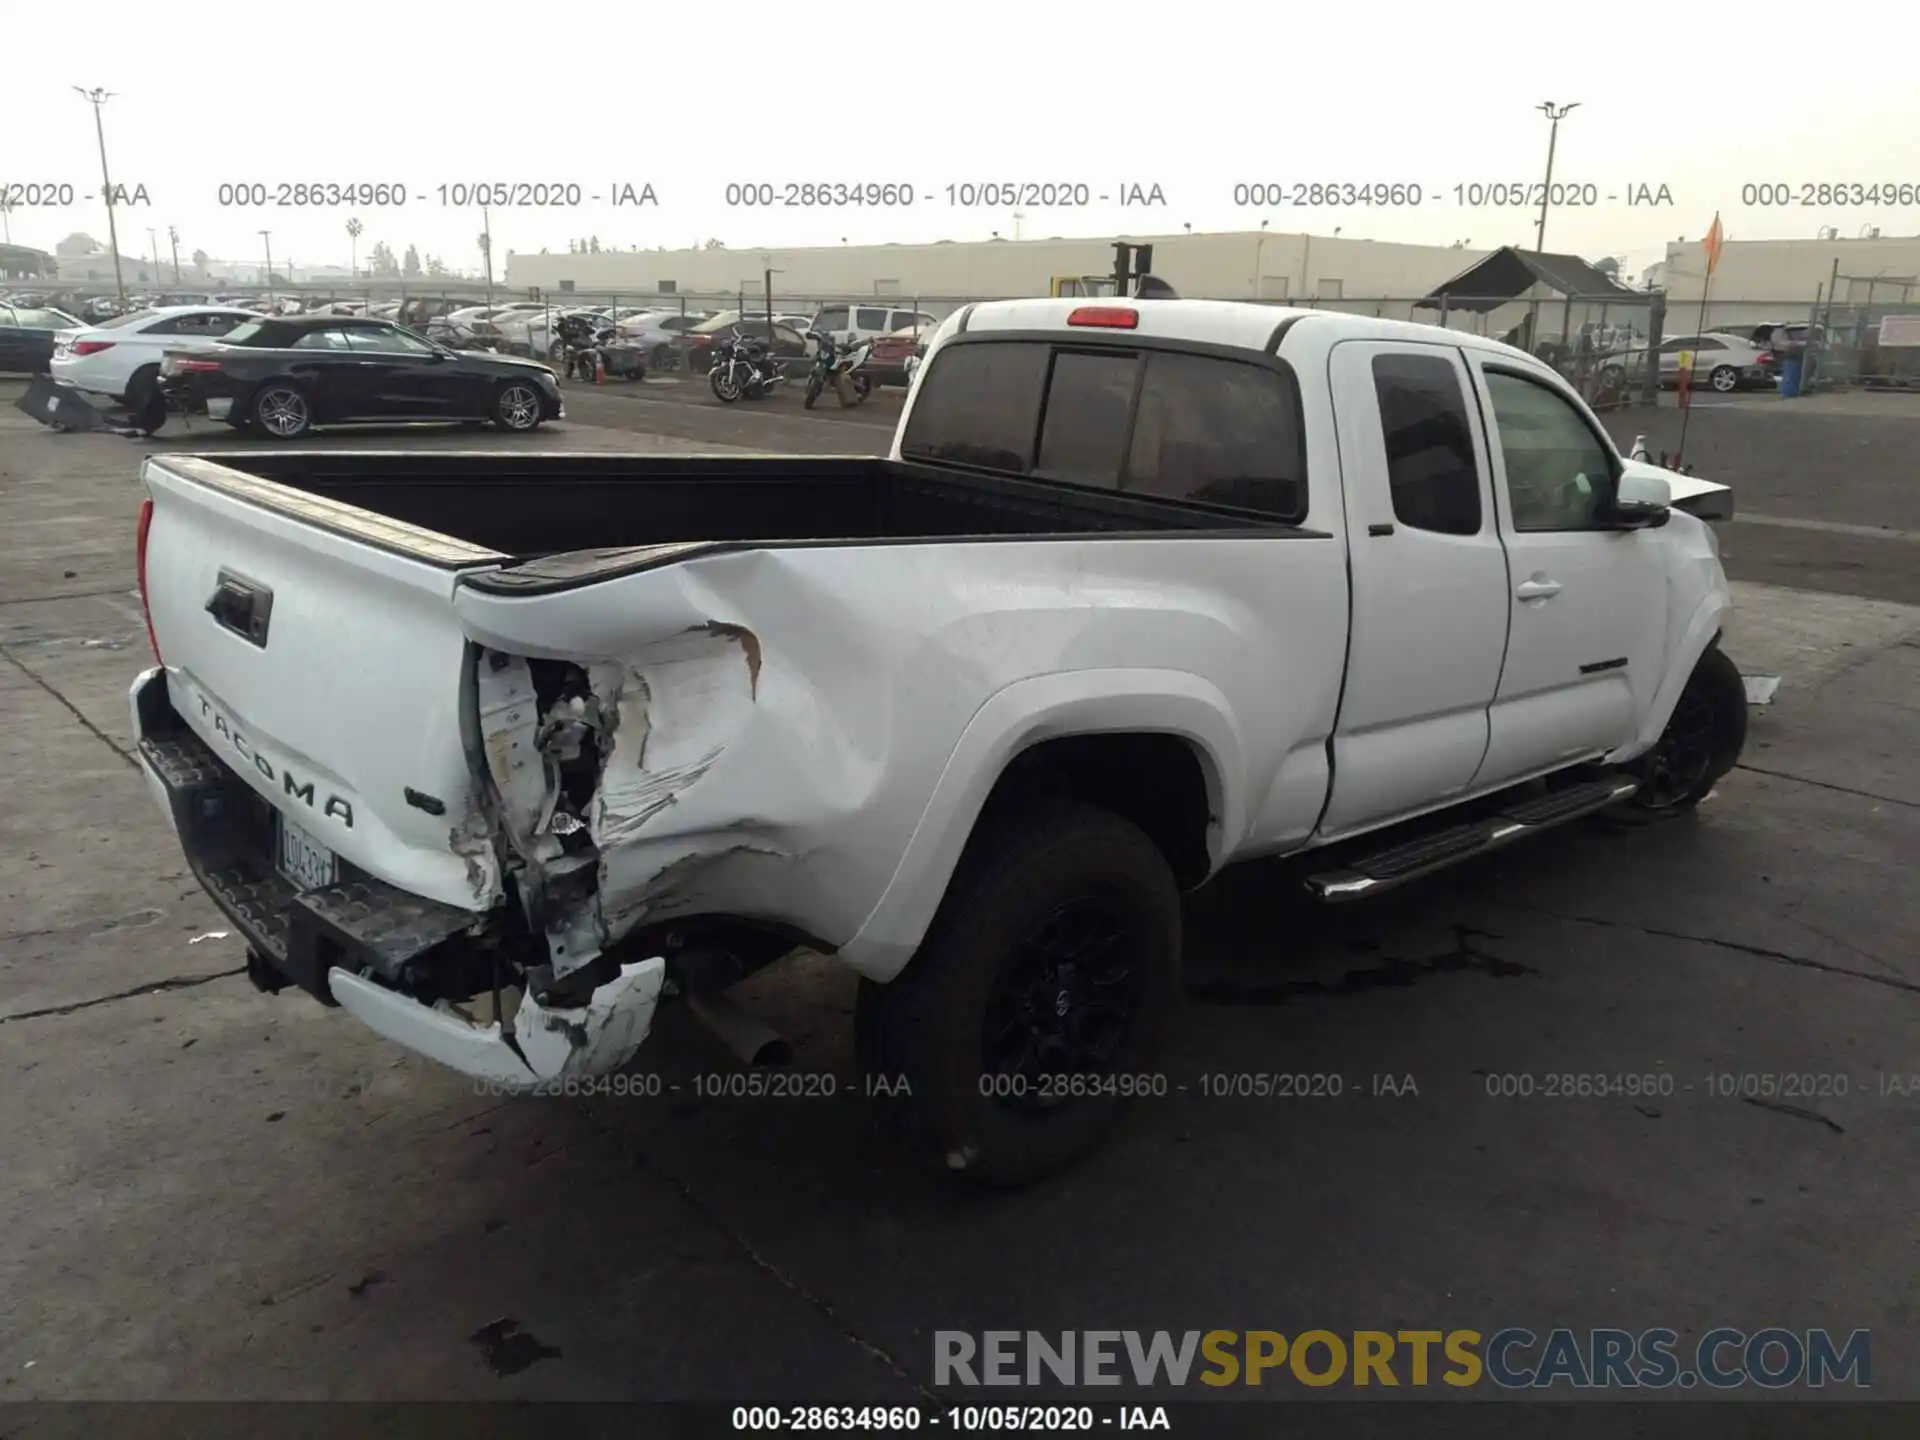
xmin=686 ymin=992 xmax=793 ymax=1067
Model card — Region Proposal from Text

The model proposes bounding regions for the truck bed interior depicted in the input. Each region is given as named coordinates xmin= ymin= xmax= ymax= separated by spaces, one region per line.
xmin=193 ymin=452 xmax=1276 ymax=559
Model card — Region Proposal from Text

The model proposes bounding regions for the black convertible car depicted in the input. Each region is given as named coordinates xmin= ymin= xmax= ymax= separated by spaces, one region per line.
xmin=159 ymin=313 xmax=564 ymax=439
xmin=0 ymin=304 xmax=82 ymax=374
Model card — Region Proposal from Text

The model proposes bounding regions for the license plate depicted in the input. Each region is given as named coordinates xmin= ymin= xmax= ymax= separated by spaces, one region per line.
xmin=276 ymin=813 xmax=338 ymax=892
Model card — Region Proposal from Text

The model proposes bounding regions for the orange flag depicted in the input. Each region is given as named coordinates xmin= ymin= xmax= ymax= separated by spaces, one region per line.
xmin=1702 ymin=213 xmax=1725 ymax=278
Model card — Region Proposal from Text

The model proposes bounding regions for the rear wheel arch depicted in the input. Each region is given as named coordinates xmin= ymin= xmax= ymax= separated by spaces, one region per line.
xmin=977 ymin=731 xmax=1218 ymax=890
xmin=837 ymin=675 xmax=1244 ymax=986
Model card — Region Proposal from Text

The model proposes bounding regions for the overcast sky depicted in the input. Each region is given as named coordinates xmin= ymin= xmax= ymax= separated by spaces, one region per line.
xmin=5 ymin=0 xmax=1915 ymax=277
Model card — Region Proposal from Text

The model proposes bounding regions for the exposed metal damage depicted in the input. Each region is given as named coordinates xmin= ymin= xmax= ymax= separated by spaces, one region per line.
xmin=329 ymin=956 xmax=666 ymax=1090
xmin=474 ymin=621 xmax=786 ymax=987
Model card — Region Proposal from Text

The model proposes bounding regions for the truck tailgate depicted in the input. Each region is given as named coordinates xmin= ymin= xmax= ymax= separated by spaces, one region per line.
xmin=139 ymin=455 xmax=510 ymax=910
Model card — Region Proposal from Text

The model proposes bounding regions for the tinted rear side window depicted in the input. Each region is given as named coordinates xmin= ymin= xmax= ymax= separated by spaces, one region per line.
xmin=1035 ymin=350 xmax=1137 ymax=486
xmin=899 ymin=342 xmax=1047 ymax=472
xmin=1371 ymin=352 xmax=1482 ymax=535
xmin=1125 ymin=352 xmax=1306 ymax=519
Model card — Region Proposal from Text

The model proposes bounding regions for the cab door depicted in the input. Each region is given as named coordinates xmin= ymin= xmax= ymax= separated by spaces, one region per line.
xmin=1318 ymin=340 xmax=1510 ymax=838
xmin=1464 ymin=358 xmax=1669 ymax=789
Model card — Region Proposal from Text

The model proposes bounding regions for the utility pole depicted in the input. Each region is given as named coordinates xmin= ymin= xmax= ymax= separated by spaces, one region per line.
xmin=74 ymin=87 xmax=128 ymax=308
xmin=260 ymin=230 xmax=274 ymax=303
xmin=1533 ymin=101 xmax=1579 ymax=253
xmin=167 ymin=225 xmax=181 ymax=283
xmin=147 ymin=228 xmax=159 ymax=285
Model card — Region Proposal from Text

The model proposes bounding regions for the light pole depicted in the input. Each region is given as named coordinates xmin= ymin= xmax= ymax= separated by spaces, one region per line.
xmin=480 ymin=203 xmax=493 ymax=308
xmin=147 ymin=228 xmax=160 ymax=285
xmin=167 ymin=225 xmax=180 ymax=283
xmin=1533 ymin=101 xmax=1579 ymax=253
xmin=259 ymin=230 xmax=274 ymax=302
xmin=73 ymin=87 xmax=128 ymax=308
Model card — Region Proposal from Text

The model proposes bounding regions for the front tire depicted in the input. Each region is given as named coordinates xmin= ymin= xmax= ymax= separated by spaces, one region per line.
xmin=804 ymin=370 xmax=824 ymax=409
xmin=252 ymin=383 xmax=312 ymax=440
xmin=491 ymin=380 xmax=545 ymax=432
xmin=1628 ymin=645 xmax=1747 ymax=813
xmin=856 ymin=799 xmax=1181 ymax=1189
xmin=711 ymin=364 xmax=742 ymax=402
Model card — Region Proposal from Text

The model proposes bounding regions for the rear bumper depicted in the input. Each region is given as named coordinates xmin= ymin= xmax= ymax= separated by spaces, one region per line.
xmin=128 ymin=666 xmax=662 ymax=1089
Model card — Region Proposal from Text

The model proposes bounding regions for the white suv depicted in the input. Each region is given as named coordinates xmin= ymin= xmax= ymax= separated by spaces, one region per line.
xmin=51 ymin=305 xmax=258 ymax=406
xmin=810 ymin=303 xmax=939 ymax=348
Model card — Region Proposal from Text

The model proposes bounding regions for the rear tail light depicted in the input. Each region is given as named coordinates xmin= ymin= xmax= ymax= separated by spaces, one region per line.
xmin=136 ymin=497 xmax=161 ymax=663
xmin=172 ymin=358 xmax=224 ymax=372
xmin=1067 ymin=306 xmax=1139 ymax=330
xmin=71 ymin=339 xmax=117 ymax=356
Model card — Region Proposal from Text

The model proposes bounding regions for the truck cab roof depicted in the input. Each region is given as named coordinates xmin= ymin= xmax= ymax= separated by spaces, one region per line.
xmin=954 ymin=296 xmax=1544 ymax=367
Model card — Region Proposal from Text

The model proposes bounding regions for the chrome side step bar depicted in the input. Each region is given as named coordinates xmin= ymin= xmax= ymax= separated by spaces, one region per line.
xmin=1305 ymin=776 xmax=1640 ymax=902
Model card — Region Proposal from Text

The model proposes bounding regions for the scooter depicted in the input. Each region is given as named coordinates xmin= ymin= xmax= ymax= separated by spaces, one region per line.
xmin=709 ymin=337 xmax=785 ymax=402
xmin=804 ymin=332 xmax=875 ymax=409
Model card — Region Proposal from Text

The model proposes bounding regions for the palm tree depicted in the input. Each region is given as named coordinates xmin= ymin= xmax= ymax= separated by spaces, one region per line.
xmin=0 ymin=195 xmax=13 ymax=244
xmin=345 ymin=217 xmax=363 ymax=277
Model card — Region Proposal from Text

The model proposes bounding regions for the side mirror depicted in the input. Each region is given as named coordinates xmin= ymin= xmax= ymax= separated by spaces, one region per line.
xmin=1605 ymin=469 xmax=1671 ymax=529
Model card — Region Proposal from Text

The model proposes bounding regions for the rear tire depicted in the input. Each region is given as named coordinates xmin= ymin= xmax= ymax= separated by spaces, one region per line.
xmin=856 ymin=799 xmax=1181 ymax=1189
xmin=1710 ymin=365 xmax=1739 ymax=393
xmin=1627 ymin=644 xmax=1747 ymax=813
xmin=124 ymin=365 xmax=166 ymax=434
xmin=251 ymin=383 xmax=312 ymax=440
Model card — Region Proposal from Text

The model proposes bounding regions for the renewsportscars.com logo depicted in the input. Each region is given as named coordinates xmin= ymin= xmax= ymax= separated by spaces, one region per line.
xmin=934 ymin=1329 xmax=1872 ymax=1390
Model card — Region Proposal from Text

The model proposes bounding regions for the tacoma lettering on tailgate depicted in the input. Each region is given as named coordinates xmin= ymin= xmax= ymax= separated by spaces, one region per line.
xmin=195 ymin=689 xmax=355 ymax=828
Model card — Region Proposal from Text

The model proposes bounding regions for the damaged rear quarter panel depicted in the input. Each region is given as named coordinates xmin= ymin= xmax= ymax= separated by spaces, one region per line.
xmin=454 ymin=539 xmax=1337 ymax=973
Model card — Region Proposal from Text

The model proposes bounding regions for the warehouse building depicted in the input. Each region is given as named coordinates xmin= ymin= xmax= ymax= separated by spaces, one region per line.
xmin=1654 ymin=233 xmax=1919 ymax=330
xmin=503 ymin=229 xmax=1497 ymax=310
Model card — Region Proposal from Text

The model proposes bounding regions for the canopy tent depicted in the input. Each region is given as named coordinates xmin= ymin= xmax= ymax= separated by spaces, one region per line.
xmin=1415 ymin=246 xmax=1641 ymax=312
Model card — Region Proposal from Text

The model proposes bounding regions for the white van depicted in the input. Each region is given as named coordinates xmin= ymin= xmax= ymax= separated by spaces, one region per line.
xmin=810 ymin=303 xmax=939 ymax=348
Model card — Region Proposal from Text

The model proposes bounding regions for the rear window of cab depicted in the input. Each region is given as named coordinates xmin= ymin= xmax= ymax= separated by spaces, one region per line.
xmin=900 ymin=338 xmax=1308 ymax=522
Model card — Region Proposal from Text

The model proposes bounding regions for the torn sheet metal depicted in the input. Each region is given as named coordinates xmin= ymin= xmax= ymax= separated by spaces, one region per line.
xmin=476 ymin=621 xmax=825 ymax=980
xmin=327 ymin=956 xmax=666 ymax=1090
xmin=1742 ymin=675 xmax=1781 ymax=707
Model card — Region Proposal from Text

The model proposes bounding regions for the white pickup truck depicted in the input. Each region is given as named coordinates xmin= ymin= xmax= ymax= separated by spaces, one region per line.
xmin=130 ymin=298 xmax=1743 ymax=1186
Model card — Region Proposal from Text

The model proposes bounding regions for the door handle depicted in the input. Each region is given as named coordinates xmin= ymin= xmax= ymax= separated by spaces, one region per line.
xmin=1515 ymin=577 xmax=1562 ymax=601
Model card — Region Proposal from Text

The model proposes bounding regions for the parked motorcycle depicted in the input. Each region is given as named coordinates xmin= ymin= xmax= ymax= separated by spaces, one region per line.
xmin=552 ymin=313 xmax=647 ymax=381
xmin=709 ymin=337 xmax=785 ymax=402
xmin=804 ymin=331 xmax=875 ymax=409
